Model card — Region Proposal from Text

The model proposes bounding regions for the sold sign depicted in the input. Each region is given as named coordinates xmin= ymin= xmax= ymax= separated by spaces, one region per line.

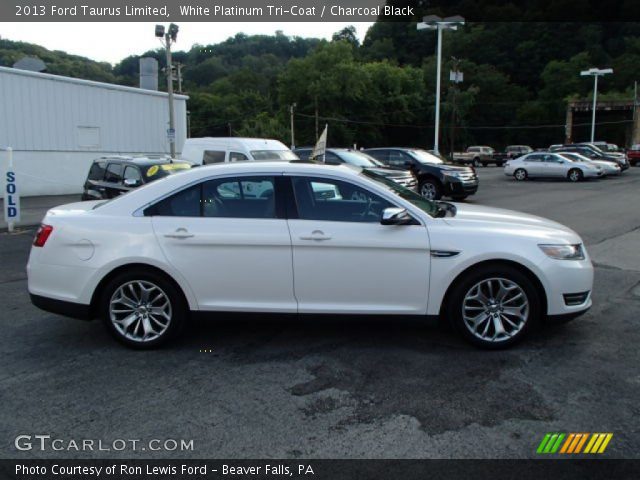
xmin=4 ymin=148 xmax=20 ymax=228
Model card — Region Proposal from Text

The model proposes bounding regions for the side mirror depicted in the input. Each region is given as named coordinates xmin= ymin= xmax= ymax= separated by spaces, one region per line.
xmin=124 ymin=178 xmax=140 ymax=187
xmin=381 ymin=207 xmax=415 ymax=225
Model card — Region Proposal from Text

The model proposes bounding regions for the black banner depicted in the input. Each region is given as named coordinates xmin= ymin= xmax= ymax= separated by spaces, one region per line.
xmin=2 ymin=460 xmax=640 ymax=480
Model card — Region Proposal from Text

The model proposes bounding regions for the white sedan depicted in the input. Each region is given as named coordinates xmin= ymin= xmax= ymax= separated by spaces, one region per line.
xmin=557 ymin=152 xmax=621 ymax=176
xmin=28 ymin=162 xmax=593 ymax=349
xmin=504 ymin=152 xmax=603 ymax=181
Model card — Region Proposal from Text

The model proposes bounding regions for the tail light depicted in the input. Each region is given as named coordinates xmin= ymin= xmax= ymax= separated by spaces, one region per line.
xmin=33 ymin=224 xmax=53 ymax=247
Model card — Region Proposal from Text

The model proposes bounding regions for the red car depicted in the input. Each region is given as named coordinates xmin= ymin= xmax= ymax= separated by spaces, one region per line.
xmin=627 ymin=145 xmax=640 ymax=166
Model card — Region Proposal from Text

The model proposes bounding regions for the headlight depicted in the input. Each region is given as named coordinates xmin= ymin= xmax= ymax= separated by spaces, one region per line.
xmin=538 ymin=244 xmax=585 ymax=260
xmin=443 ymin=171 xmax=462 ymax=178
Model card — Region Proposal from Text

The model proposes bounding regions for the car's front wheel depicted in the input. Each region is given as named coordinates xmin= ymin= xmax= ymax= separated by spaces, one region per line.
xmin=419 ymin=179 xmax=442 ymax=200
xmin=567 ymin=169 xmax=583 ymax=182
xmin=514 ymin=168 xmax=527 ymax=181
xmin=446 ymin=264 xmax=541 ymax=349
xmin=100 ymin=269 xmax=187 ymax=349
xmin=473 ymin=158 xmax=481 ymax=167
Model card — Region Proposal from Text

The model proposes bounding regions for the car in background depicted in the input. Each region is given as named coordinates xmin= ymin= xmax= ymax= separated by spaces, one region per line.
xmin=28 ymin=161 xmax=594 ymax=349
xmin=181 ymin=137 xmax=298 ymax=165
xmin=493 ymin=145 xmax=534 ymax=164
xmin=557 ymin=152 xmax=621 ymax=176
xmin=81 ymin=156 xmax=192 ymax=201
xmin=504 ymin=152 xmax=603 ymax=182
xmin=626 ymin=144 xmax=640 ymax=166
xmin=363 ymin=147 xmax=478 ymax=201
xmin=452 ymin=146 xmax=502 ymax=167
xmin=293 ymin=148 xmax=417 ymax=191
xmin=550 ymin=144 xmax=629 ymax=171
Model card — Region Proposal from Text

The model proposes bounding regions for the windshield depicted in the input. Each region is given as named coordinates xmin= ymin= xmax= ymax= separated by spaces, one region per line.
xmin=251 ymin=150 xmax=299 ymax=161
xmin=335 ymin=150 xmax=384 ymax=167
xmin=407 ymin=149 xmax=444 ymax=164
xmin=360 ymin=169 xmax=439 ymax=217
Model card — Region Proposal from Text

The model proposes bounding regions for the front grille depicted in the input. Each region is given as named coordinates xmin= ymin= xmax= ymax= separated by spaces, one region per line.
xmin=394 ymin=176 xmax=417 ymax=188
xmin=457 ymin=171 xmax=478 ymax=183
xmin=563 ymin=291 xmax=590 ymax=306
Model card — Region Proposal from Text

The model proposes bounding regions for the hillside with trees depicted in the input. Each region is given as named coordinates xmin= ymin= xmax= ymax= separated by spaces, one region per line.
xmin=2 ymin=20 xmax=640 ymax=150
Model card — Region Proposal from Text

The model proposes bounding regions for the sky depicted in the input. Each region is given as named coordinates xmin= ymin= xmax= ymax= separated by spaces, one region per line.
xmin=0 ymin=22 xmax=374 ymax=64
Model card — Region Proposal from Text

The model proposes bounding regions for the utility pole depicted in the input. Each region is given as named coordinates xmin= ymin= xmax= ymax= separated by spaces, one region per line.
xmin=290 ymin=103 xmax=296 ymax=149
xmin=176 ymin=63 xmax=183 ymax=93
xmin=315 ymin=95 xmax=319 ymax=142
xmin=449 ymin=57 xmax=463 ymax=157
xmin=156 ymin=24 xmax=179 ymax=158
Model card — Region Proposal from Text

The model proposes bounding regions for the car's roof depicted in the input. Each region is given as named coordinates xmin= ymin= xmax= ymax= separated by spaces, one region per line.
xmin=95 ymin=156 xmax=189 ymax=166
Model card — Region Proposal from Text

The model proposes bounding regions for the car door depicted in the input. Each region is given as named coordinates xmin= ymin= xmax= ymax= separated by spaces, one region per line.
xmin=286 ymin=175 xmax=430 ymax=315
xmin=149 ymin=175 xmax=296 ymax=312
xmin=123 ymin=165 xmax=143 ymax=191
xmin=544 ymin=154 xmax=568 ymax=177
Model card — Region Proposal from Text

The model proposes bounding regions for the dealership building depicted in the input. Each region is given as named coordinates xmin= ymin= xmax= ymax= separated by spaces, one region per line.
xmin=0 ymin=65 xmax=188 ymax=196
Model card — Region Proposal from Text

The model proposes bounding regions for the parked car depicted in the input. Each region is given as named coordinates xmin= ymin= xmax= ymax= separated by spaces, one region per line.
xmin=293 ymin=147 xmax=417 ymax=191
xmin=81 ymin=156 xmax=192 ymax=201
xmin=550 ymin=144 xmax=629 ymax=171
xmin=181 ymin=137 xmax=298 ymax=165
xmin=363 ymin=147 xmax=478 ymax=201
xmin=626 ymin=144 xmax=640 ymax=166
xmin=556 ymin=152 xmax=621 ymax=176
xmin=28 ymin=161 xmax=593 ymax=349
xmin=453 ymin=146 xmax=502 ymax=167
xmin=493 ymin=145 xmax=533 ymax=165
xmin=504 ymin=152 xmax=603 ymax=181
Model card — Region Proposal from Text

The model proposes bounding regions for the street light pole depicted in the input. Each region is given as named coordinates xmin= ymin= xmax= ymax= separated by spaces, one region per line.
xmin=290 ymin=103 xmax=296 ymax=149
xmin=156 ymin=23 xmax=179 ymax=158
xmin=417 ymin=15 xmax=464 ymax=155
xmin=580 ymin=67 xmax=613 ymax=143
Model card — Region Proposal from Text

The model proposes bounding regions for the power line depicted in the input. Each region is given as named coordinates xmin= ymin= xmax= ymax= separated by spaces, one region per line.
xmin=295 ymin=112 xmax=633 ymax=130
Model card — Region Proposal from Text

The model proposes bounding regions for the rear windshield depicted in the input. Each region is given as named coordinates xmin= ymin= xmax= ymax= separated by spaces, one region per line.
xmin=144 ymin=162 xmax=192 ymax=181
xmin=250 ymin=150 xmax=299 ymax=161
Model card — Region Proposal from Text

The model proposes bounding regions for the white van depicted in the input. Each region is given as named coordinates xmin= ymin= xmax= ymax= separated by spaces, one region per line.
xmin=181 ymin=137 xmax=299 ymax=165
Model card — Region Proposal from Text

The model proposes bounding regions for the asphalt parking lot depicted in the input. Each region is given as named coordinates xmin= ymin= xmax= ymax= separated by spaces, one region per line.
xmin=1 ymin=167 xmax=639 ymax=459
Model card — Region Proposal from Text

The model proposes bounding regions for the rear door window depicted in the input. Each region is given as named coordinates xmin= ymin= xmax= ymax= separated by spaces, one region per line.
xmin=203 ymin=150 xmax=226 ymax=164
xmin=229 ymin=152 xmax=248 ymax=162
xmin=104 ymin=163 xmax=123 ymax=183
xmin=88 ymin=161 xmax=106 ymax=181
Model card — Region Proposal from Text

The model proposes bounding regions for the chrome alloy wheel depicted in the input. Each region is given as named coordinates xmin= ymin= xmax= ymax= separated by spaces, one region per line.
xmin=462 ymin=278 xmax=529 ymax=343
xmin=420 ymin=182 xmax=437 ymax=199
xmin=109 ymin=280 xmax=172 ymax=343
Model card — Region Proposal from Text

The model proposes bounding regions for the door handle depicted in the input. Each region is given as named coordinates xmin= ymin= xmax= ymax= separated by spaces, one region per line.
xmin=164 ymin=228 xmax=194 ymax=239
xmin=300 ymin=230 xmax=332 ymax=241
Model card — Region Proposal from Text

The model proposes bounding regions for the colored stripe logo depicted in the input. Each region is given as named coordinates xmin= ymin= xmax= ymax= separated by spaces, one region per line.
xmin=537 ymin=433 xmax=613 ymax=454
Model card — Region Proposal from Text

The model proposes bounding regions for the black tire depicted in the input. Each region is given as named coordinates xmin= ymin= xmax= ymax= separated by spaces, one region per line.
xmin=514 ymin=168 xmax=527 ymax=181
xmin=418 ymin=178 xmax=442 ymax=200
xmin=567 ymin=168 xmax=583 ymax=182
xmin=473 ymin=158 xmax=481 ymax=167
xmin=99 ymin=268 xmax=187 ymax=349
xmin=451 ymin=195 xmax=468 ymax=201
xmin=496 ymin=162 xmax=504 ymax=167
xmin=445 ymin=264 xmax=541 ymax=349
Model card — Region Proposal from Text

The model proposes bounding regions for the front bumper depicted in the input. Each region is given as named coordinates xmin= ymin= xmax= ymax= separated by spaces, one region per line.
xmin=445 ymin=178 xmax=479 ymax=196
xmin=539 ymin=254 xmax=594 ymax=316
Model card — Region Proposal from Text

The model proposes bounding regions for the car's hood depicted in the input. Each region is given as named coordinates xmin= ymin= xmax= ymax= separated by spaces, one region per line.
xmin=443 ymin=203 xmax=580 ymax=242
xmin=416 ymin=162 xmax=472 ymax=172
xmin=591 ymin=160 xmax=619 ymax=168
xmin=365 ymin=167 xmax=412 ymax=178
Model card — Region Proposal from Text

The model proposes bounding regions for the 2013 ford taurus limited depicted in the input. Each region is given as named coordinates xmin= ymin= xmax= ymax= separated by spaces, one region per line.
xmin=27 ymin=162 xmax=593 ymax=349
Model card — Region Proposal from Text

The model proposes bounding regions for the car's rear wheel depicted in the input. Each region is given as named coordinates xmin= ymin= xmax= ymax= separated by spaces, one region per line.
xmin=100 ymin=269 xmax=186 ymax=349
xmin=514 ymin=168 xmax=527 ymax=181
xmin=419 ymin=179 xmax=442 ymax=200
xmin=446 ymin=265 xmax=541 ymax=349
xmin=568 ymin=169 xmax=583 ymax=182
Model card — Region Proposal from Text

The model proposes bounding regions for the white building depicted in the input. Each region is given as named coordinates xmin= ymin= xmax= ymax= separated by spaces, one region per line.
xmin=0 ymin=65 xmax=188 ymax=196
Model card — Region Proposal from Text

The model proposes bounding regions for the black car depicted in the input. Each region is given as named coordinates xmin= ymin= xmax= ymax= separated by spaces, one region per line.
xmin=363 ymin=148 xmax=478 ymax=201
xmin=549 ymin=144 xmax=629 ymax=171
xmin=293 ymin=148 xmax=417 ymax=191
xmin=81 ymin=156 xmax=192 ymax=200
